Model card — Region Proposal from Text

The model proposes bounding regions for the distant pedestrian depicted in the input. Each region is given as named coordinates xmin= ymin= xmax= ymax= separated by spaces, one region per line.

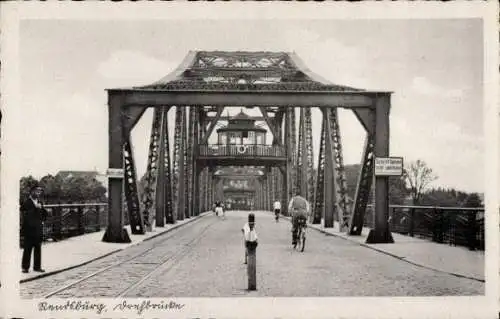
xmin=215 ymin=200 xmax=224 ymax=218
xmin=21 ymin=184 xmax=47 ymax=273
xmin=273 ymin=200 xmax=281 ymax=222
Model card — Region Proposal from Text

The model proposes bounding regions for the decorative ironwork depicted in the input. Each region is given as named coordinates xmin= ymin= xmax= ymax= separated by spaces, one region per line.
xmin=137 ymin=51 xmax=364 ymax=92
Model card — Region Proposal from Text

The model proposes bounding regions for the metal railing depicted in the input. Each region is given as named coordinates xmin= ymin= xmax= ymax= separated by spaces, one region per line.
xmin=20 ymin=203 xmax=108 ymax=247
xmin=364 ymin=205 xmax=485 ymax=250
xmin=198 ymin=144 xmax=286 ymax=158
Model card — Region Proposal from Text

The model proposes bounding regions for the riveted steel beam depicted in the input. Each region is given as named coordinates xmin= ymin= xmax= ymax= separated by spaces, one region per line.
xmin=120 ymin=90 xmax=375 ymax=108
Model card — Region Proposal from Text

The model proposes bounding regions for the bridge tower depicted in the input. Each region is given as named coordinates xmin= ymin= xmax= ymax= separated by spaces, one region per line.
xmin=103 ymin=51 xmax=394 ymax=245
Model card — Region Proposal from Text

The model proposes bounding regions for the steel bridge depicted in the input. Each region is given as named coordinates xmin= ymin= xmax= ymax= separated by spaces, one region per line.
xmin=103 ymin=50 xmax=393 ymax=244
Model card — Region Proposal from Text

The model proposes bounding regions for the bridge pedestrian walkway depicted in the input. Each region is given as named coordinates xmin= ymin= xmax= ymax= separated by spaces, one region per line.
xmin=20 ymin=211 xmax=212 ymax=282
xmin=20 ymin=210 xmax=482 ymax=297
xmin=280 ymin=214 xmax=484 ymax=282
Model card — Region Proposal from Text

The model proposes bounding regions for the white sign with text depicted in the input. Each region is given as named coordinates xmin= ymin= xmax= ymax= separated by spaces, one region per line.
xmin=374 ymin=157 xmax=403 ymax=176
xmin=107 ymin=168 xmax=125 ymax=179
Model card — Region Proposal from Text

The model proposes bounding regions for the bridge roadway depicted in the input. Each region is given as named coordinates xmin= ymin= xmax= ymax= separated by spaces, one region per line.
xmin=21 ymin=211 xmax=483 ymax=298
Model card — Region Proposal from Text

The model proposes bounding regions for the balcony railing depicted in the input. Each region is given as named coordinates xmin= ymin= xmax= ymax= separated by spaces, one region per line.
xmin=198 ymin=144 xmax=285 ymax=158
xmin=20 ymin=203 xmax=108 ymax=247
xmin=364 ymin=205 xmax=484 ymax=250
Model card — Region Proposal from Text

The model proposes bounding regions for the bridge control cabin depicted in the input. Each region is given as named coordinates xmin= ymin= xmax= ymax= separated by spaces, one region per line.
xmin=197 ymin=110 xmax=285 ymax=167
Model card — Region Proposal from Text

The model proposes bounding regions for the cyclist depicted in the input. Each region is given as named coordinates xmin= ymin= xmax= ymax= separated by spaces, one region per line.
xmin=288 ymin=194 xmax=310 ymax=247
xmin=273 ymin=199 xmax=281 ymax=222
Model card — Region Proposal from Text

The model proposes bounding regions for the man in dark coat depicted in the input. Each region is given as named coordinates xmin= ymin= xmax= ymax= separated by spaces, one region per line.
xmin=21 ymin=185 xmax=47 ymax=273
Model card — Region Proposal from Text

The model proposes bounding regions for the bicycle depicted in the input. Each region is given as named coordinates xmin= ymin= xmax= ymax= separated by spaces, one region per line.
xmin=294 ymin=218 xmax=306 ymax=252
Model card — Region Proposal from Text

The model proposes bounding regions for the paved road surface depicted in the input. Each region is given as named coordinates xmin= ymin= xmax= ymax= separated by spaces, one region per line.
xmin=21 ymin=210 xmax=483 ymax=298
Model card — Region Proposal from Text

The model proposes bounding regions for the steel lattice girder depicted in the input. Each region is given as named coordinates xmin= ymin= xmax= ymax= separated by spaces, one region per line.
xmin=312 ymin=113 xmax=326 ymax=225
xmin=296 ymin=107 xmax=314 ymax=203
xmin=172 ymin=107 xmax=186 ymax=222
xmin=349 ymin=135 xmax=375 ymax=235
xmin=141 ymin=108 xmax=162 ymax=231
xmin=154 ymin=106 xmax=174 ymax=227
xmin=326 ymin=108 xmax=350 ymax=232
xmin=105 ymin=51 xmax=393 ymax=244
xmin=123 ymin=137 xmax=145 ymax=234
xmin=185 ymin=107 xmax=195 ymax=218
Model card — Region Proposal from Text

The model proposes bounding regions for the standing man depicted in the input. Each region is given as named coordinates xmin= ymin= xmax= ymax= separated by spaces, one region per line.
xmin=21 ymin=184 xmax=47 ymax=273
xmin=288 ymin=193 xmax=310 ymax=247
xmin=273 ymin=199 xmax=281 ymax=222
xmin=241 ymin=213 xmax=258 ymax=264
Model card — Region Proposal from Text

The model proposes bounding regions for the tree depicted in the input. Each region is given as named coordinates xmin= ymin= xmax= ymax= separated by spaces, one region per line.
xmin=463 ymin=193 xmax=482 ymax=208
xmin=388 ymin=176 xmax=409 ymax=205
xmin=19 ymin=176 xmax=39 ymax=203
xmin=403 ymin=159 xmax=438 ymax=205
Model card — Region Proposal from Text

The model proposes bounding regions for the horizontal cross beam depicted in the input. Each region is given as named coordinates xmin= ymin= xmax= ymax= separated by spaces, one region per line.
xmin=206 ymin=116 xmax=268 ymax=121
xmin=117 ymin=90 xmax=384 ymax=108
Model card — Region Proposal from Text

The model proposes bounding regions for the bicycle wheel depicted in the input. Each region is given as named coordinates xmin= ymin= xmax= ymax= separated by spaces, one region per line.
xmin=296 ymin=227 xmax=305 ymax=252
xmin=300 ymin=230 xmax=306 ymax=252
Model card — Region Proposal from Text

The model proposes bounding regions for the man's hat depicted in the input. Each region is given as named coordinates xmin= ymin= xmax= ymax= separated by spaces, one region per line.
xmin=248 ymin=213 xmax=255 ymax=223
xmin=29 ymin=182 xmax=42 ymax=192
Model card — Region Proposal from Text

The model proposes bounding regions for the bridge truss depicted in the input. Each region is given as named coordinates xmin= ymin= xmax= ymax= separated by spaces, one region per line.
xmin=103 ymin=51 xmax=394 ymax=244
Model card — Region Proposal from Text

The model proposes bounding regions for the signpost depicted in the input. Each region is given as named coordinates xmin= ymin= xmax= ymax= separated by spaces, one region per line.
xmin=106 ymin=168 xmax=125 ymax=179
xmin=374 ymin=157 xmax=403 ymax=176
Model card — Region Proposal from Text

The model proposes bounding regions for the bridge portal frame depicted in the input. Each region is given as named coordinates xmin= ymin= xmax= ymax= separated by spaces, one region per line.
xmin=103 ymin=51 xmax=394 ymax=245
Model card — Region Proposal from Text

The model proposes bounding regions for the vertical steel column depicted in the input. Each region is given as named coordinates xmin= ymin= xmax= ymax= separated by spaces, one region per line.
xmin=155 ymin=106 xmax=174 ymax=227
xmin=366 ymin=95 xmax=394 ymax=243
xmin=175 ymin=107 xmax=186 ymax=222
xmin=296 ymin=107 xmax=305 ymax=196
xmin=349 ymin=136 xmax=375 ymax=235
xmin=304 ymin=108 xmax=315 ymax=206
xmin=103 ymin=92 xmax=130 ymax=243
xmin=207 ymin=169 xmax=213 ymax=209
xmin=202 ymin=168 xmax=208 ymax=211
xmin=323 ymin=107 xmax=337 ymax=228
xmin=290 ymin=107 xmax=297 ymax=197
xmin=123 ymin=137 xmax=145 ymax=234
xmin=267 ymin=172 xmax=273 ymax=210
xmin=312 ymin=112 xmax=326 ymax=225
xmin=199 ymin=169 xmax=205 ymax=212
xmin=263 ymin=178 xmax=268 ymax=211
xmin=296 ymin=107 xmax=313 ymax=201
xmin=142 ymin=108 xmax=162 ymax=232
xmin=191 ymin=108 xmax=200 ymax=216
xmin=183 ymin=108 xmax=190 ymax=219
xmin=327 ymin=108 xmax=349 ymax=231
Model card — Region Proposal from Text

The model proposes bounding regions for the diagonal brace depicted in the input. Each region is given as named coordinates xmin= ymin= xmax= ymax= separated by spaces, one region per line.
xmin=200 ymin=106 xmax=224 ymax=144
xmin=259 ymin=106 xmax=281 ymax=145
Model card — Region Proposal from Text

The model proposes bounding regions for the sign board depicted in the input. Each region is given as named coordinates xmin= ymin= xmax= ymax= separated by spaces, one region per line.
xmin=107 ymin=168 xmax=125 ymax=179
xmin=374 ymin=157 xmax=403 ymax=176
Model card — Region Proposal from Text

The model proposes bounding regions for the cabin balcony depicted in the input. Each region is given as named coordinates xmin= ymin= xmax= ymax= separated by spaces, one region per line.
xmin=197 ymin=144 xmax=286 ymax=166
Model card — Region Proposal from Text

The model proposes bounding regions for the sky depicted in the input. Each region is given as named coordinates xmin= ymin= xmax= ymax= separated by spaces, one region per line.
xmin=15 ymin=19 xmax=484 ymax=193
